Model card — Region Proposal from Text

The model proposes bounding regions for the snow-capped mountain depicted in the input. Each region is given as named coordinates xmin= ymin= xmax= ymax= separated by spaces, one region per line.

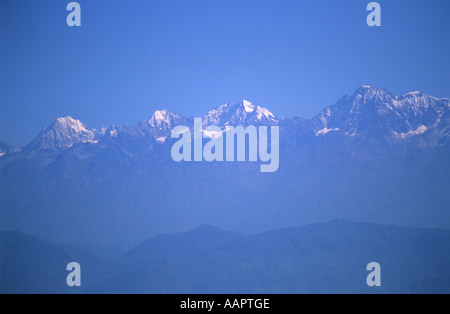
xmin=148 ymin=110 xmax=188 ymax=131
xmin=26 ymin=117 xmax=97 ymax=152
xmin=313 ymin=86 xmax=450 ymax=139
xmin=97 ymin=125 xmax=125 ymax=140
xmin=143 ymin=90 xmax=448 ymax=144
xmin=1 ymin=86 xmax=449 ymax=249
xmin=8 ymin=87 xmax=448 ymax=156
xmin=5 ymin=87 xmax=447 ymax=156
xmin=203 ymin=100 xmax=278 ymax=127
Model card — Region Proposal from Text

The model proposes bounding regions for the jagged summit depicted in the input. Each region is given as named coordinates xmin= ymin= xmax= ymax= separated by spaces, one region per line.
xmin=148 ymin=110 xmax=187 ymax=131
xmin=313 ymin=87 xmax=449 ymax=138
xmin=352 ymin=85 xmax=394 ymax=100
xmin=3 ymin=87 xmax=448 ymax=154
xmin=146 ymin=100 xmax=278 ymax=130
xmin=203 ymin=100 xmax=278 ymax=127
xmin=242 ymin=100 xmax=256 ymax=113
xmin=27 ymin=116 xmax=97 ymax=152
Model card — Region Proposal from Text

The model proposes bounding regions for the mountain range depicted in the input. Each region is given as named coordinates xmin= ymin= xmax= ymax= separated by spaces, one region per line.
xmin=86 ymin=221 xmax=450 ymax=294
xmin=3 ymin=86 xmax=449 ymax=153
xmin=2 ymin=221 xmax=450 ymax=294
xmin=0 ymin=86 xmax=449 ymax=249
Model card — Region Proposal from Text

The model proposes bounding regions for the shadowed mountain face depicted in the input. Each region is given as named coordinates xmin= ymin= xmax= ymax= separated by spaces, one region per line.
xmin=85 ymin=221 xmax=450 ymax=294
xmin=0 ymin=87 xmax=449 ymax=249
xmin=0 ymin=232 xmax=119 ymax=294
xmin=2 ymin=221 xmax=449 ymax=294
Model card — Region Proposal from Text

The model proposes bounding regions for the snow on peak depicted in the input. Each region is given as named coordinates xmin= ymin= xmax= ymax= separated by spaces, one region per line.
xmin=243 ymin=100 xmax=256 ymax=113
xmin=54 ymin=117 xmax=91 ymax=134
xmin=202 ymin=100 xmax=278 ymax=127
xmin=312 ymin=86 xmax=448 ymax=138
xmin=404 ymin=91 xmax=427 ymax=99
xmin=354 ymin=85 xmax=372 ymax=94
xmin=255 ymin=106 xmax=276 ymax=120
xmin=148 ymin=110 xmax=186 ymax=130
xmin=150 ymin=110 xmax=171 ymax=124
xmin=27 ymin=116 xmax=97 ymax=151
xmin=354 ymin=86 xmax=392 ymax=98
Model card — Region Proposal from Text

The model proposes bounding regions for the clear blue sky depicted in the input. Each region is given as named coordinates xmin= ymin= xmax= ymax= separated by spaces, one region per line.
xmin=1 ymin=0 xmax=449 ymax=146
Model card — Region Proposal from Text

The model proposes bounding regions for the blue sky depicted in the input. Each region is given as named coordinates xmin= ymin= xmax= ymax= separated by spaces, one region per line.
xmin=1 ymin=0 xmax=449 ymax=146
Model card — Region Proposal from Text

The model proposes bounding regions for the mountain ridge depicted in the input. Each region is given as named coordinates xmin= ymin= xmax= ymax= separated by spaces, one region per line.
xmin=85 ymin=220 xmax=450 ymax=294
xmin=312 ymin=86 xmax=449 ymax=139
xmin=4 ymin=221 xmax=450 ymax=294
xmin=2 ymin=86 xmax=448 ymax=155
xmin=1 ymin=86 xmax=449 ymax=249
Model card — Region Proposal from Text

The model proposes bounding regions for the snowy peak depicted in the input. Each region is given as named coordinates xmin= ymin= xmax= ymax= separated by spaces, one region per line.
xmin=203 ymin=100 xmax=278 ymax=127
xmin=6 ymin=87 xmax=449 ymax=155
xmin=98 ymin=124 xmax=124 ymax=140
xmin=354 ymin=85 xmax=372 ymax=95
xmin=243 ymin=100 xmax=256 ymax=113
xmin=352 ymin=86 xmax=394 ymax=104
xmin=148 ymin=110 xmax=187 ymax=130
xmin=313 ymin=86 xmax=449 ymax=139
xmin=54 ymin=117 xmax=92 ymax=134
xmin=27 ymin=116 xmax=96 ymax=152
xmin=254 ymin=106 xmax=277 ymax=122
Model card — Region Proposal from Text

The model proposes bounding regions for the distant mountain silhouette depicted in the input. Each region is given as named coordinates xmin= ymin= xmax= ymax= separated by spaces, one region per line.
xmin=2 ymin=222 xmax=449 ymax=294
xmin=85 ymin=221 xmax=450 ymax=294
xmin=0 ymin=232 xmax=119 ymax=294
